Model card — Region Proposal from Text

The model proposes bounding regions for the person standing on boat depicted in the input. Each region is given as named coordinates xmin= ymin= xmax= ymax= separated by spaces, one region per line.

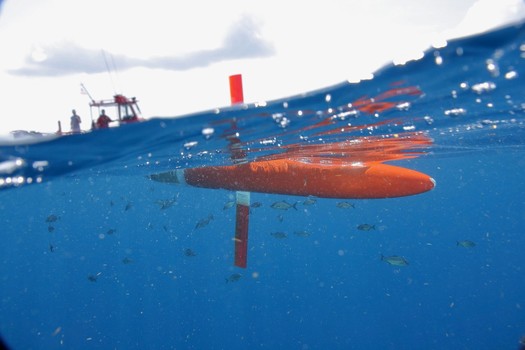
xmin=96 ymin=109 xmax=112 ymax=129
xmin=70 ymin=109 xmax=82 ymax=134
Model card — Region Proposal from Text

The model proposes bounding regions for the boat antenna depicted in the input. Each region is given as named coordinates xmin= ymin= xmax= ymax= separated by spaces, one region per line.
xmin=80 ymin=83 xmax=95 ymax=103
xmin=102 ymin=49 xmax=120 ymax=94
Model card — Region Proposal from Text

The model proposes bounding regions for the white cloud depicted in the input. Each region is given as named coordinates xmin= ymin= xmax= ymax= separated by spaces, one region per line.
xmin=9 ymin=14 xmax=274 ymax=76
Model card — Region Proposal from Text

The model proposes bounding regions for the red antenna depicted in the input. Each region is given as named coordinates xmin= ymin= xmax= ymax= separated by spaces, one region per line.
xmin=229 ymin=74 xmax=244 ymax=105
xmin=229 ymin=74 xmax=249 ymax=268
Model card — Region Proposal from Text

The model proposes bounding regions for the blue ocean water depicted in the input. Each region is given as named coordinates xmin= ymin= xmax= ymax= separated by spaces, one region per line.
xmin=1 ymin=22 xmax=525 ymax=350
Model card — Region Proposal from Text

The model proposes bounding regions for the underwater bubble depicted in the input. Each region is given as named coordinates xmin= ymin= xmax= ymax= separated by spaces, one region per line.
xmin=260 ymin=138 xmax=277 ymax=145
xmin=396 ymin=102 xmax=411 ymax=111
xmin=0 ymin=158 xmax=25 ymax=174
xmin=423 ymin=116 xmax=434 ymax=125
xmin=471 ymin=82 xmax=496 ymax=94
xmin=272 ymin=113 xmax=284 ymax=121
xmin=505 ymin=71 xmax=518 ymax=80
xmin=201 ymin=127 xmax=215 ymax=139
xmin=444 ymin=108 xmax=467 ymax=117
xmin=336 ymin=110 xmax=359 ymax=120
xmin=184 ymin=141 xmax=198 ymax=149
xmin=485 ymin=59 xmax=499 ymax=77
xmin=279 ymin=118 xmax=290 ymax=128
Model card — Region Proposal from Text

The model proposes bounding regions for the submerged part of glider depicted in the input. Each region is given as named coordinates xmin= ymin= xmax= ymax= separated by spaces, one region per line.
xmin=149 ymin=158 xmax=435 ymax=199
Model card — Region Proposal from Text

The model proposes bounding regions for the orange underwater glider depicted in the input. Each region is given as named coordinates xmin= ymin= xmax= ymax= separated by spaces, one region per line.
xmin=148 ymin=158 xmax=435 ymax=199
xmin=149 ymin=75 xmax=435 ymax=268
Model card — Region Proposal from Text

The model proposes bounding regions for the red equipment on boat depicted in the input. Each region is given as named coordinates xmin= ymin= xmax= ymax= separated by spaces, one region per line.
xmin=89 ymin=94 xmax=143 ymax=128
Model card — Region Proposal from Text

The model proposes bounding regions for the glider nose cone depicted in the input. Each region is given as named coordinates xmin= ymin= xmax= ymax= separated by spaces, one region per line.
xmin=405 ymin=170 xmax=435 ymax=195
xmin=412 ymin=172 xmax=436 ymax=194
xmin=364 ymin=164 xmax=436 ymax=198
xmin=429 ymin=177 xmax=436 ymax=189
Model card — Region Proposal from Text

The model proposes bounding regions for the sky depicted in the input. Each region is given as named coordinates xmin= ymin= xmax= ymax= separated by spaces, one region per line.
xmin=0 ymin=0 xmax=524 ymax=135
